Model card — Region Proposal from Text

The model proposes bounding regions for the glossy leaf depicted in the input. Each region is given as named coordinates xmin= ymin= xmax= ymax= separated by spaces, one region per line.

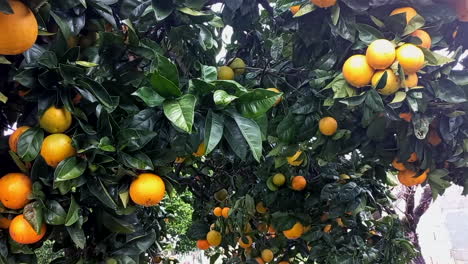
xmin=163 ymin=94 xmax=197 ymax=133
xmin=204 ymin=110 xmax=224 ymax=155
xmin=54 ymin=157 xmax=87 ymax=182
xmin=17 ymin=128 xmax=44 ymax=162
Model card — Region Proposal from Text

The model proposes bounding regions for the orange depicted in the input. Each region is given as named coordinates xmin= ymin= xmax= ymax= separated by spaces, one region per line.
xmin=319 ymin=117 xmax=338 ymax=136
xmin=287 ymin=151 xmax=304 ymax=166
xmin=410 ymin=30 xmax=432 ymax=49
xmin=390 ymin=7 xmax=418 ymax=23
xmin=0 ymin=173 xmax=32 ymax=209
xmin=0 ymin=217 xmax=11 ymax=229
xmin=238 ymin=236 xmax=253 ymax=248
xmin=392 ymin=159 xmax=406 ymax=171
xmin=310 ymin=0 xmax=337 ymax=8
xmin=398 ymin=169 xmax=429 ymax=187
xmin=266 ymin=88 xmax=283 ymax=106
xmin=399 ymin=113 xmax=413 ymax=122
xmin=39 ymin=106 xmax=73 ymax=133
xmin=371 ymin=69 xmax=400 ymax=95
xmin=9 ymin=214 xmax=46 ymax=244
xmin=218 ymin=66 xmax=234 ymax=80
xmin=404 ymin=73 xmax=418 ymax=88
xmin=336 ymin=218 xmax=345 ymax=227
xmin=0 ymin=0 xmax=38 ymax=55
xmin=8 ymin=126 xmax=30 ymax=153
xmin=290 ymin=5 xmax=300 ymax=15
xmin=256 ymin=202 xmax=268 ymax=214
xmin=261 ymin=249 xmax=274 ymax=263
xmin=222 ymin=207 xmax=230 ymax=218
xmin=279 ymin=262 xmax=289 ymax=264
xmin=213 ymin=207 xmax=223 ymax=217
xmin=323 ymin=224 xmax=332 ymax=233
xmin=197 ymin=240 xmax=210 ymax=250
xmin=129 ymin=173 xmax=165 ymax=206
xmin=40 ymin=134 xmax=76 ymax=167
xmin=193 ymin=142 xmax=206 ymax=157
xmin=366 ymin=39 xmax=396 ymax=70
xmin=283 ymin=222 xmax=304 ymax=239
xmin=267 ymin=226 xmax=276 ymax=238
xmin=343 ymin=55 xmax=374 ymax=87
xmin=396 ymin=44 xmax=425 ymax=74
xmin=291 ymin=176 xmax=307 ymax=191
xmin=428 ymin=129 xmax=442 ymax=146
xmin=228 ymin=58 xmax=246 ymax=75
xmin=206 ymin=230 xmax=222 ymax=246
xmin=272 ymin=173 xmax=286 ymax=186
xmin=174 ymin=157 xmax=185 ymax=164
xmin=407 ymin=152 xmax=418 ymax=162
xmin=256 ymin=257 xmax=265 ymax=264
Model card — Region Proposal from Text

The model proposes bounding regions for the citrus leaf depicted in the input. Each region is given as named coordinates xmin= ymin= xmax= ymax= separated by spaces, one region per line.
xmin=204 ymin=110 xmax=224 ymax=155
xmin=0 ymin=0 xmax=13 ymax=14
xmin=156 ymin=54 xmax=179 ymax=86
xmin=421 ymin=48 xmax=455 ymax=66
xmin=152 ymin=0 xmax=174 ymax=20
xmin=24 ymin=202 xmax=45 ymax=234
xmin=214 ymin=90 xmax=238 ymax=106
xmin=237 ymin=89 xmax=282 ymax=118
xmin=17 ymin=128 xmax=44 ymax=162
xmin=293 ymin=4 xmax=316 ymax=17
xmin=75 ymin=61 xmax=98 ymax=67
xmin=54 ymin=157 xmax=87 ymax=182
xmin=0 ymin=56 xmax=11 ymax=64
xmin=403 ymin=14 xmax=425 ymax=35
xmin=45 ymin=200 xmax=67 ymax=225
xmin=67 ymin=223 xmax=86 ymax=249
xmin=150 ymin=73 xmax=181 ymax=98
xmin=390 ymin=91 xmax=407 ymax=104
xmin=227 ymin=110 xmax=262 ymax=162
xmin=428 ymin=169 xmax=451 ymax=200
xmin=163 ymin=94 xmax=197 ymax=133
xmin=65 ymin=196 xmax=80 ymax=227
xmin=132 ymin=86 xmax=166 ymax=107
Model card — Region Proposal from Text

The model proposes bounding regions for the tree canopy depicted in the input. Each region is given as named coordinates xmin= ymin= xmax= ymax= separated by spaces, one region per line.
xmin=0 ymin=0 xmax=467 ymax=263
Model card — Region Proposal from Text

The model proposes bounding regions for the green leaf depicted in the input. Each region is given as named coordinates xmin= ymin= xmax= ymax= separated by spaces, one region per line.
xmin=67 ymin=223 xmax=86 ymax=249
xmin=163 ymin=94 xmax=197 ymax=133
xmin=65 ymin=196 xmax=80 ymax=227
xmin=77 ymin=78 xmax=114 ymax=110
xmin=18 ymin=128 xmax=44 ymax=162
xmin=355 ymin=23 xmax=384 ymax=44
xmin=50 ymin=11 xmax=73 ymax=41
xmin=428 ymin=169 xmax=451 ymax=200
xmin=403 ymin=14 xmax=425 ymax=35
xmin=111 ymin=230 xmax=156 ymax=255
xmin=202 ymin=65 xmax=218 ymax=82
xmin=24 ymin=202 xmax=44 ymax=234
xmin=121 ymin=151 xmax=154 ymax=170
xmin=434 ymin=79 xmax=467 ymax=104
xmin=75 ymin=61 xmax=98 ymax=67
xmin=214 ymin=90 xmax=238 ymax=106
xmin=237 ymin=89 xmax=282 ymax=118
xmin=54 ymin=157 xmax=87 ymax=182
xmin=390 ymin=91 xmax=407 ymax=104
xmin=0 ymin=0 xmax=13 ymax=14
xmin=38 ymin=51 xmax=58 ymax=69
xmin=339 ymin=93 xmax=367 ymax=107
xmin=293 ymin=4 xmax=316 ymax=17
xmin=224 ymin=117 xmax=249 ymax=160
xmin=365 ymin=89 xmax=385 ymax=112
xmin=421 ymin=48 xmax=455 ymax=66
xmin=132 ymin=86 xmax=166 ymax=107
xmin=178 ymin=7 xmax=207 ymax=16
xmin=204 ymin=110 xmax=224 ymax=155
xmin=157 ymin=55 xmax=179 ymax=86
xmin=227 ymin=110 xmax=262 ymax=162
xmin=45 ymin=200 xmax=67 ymax=225
xmin=101 ymin=211 xmax=135 ymax=234
xmin=331 ymin=4 xmax=340 ymax=25
xmin=150 ymin=73 xmax=182 ymax=98
xmin=8 ymin=151 xmax=28 ymax=175
xmin=189 ymin=79 xmax=215 ymax=95
xmin=152 ymin=0 xmax=174 ymax=20
xmin=0 ymin=56 xmax=11 ymax=64
xmin=87 ymin=177 xmax=118 ymax=209
xmin=117 ymin=129 xmax=157 ymax=151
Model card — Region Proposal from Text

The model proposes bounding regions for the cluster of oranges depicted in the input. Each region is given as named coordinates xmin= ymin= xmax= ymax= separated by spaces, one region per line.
xmin=217 ymin=57 xmax=247 ymax=80
xmin=392 ymin=153 xmax=430 ymax=187
xmin=0 ymin=0 xmax=38 ymax=55
xmin=343 ymin=7 xmax=430 ymax=95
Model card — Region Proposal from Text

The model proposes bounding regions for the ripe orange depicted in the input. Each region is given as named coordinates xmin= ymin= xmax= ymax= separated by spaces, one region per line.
xmin=174 ymin=157 xmax=185 ymax=164
xmin=39 ymin=106 xmax=73 ymax=133
xmin=0 ymin=217 xmax=11 ymax=229
xmin=390 ymin=7 xmax=418 ymax=23
xmin=129 ymin=173 xmax=166 ymax=206
xmin=404 ymin=73 xmax=418 ymax=88
xmin=267 ymin=226 xmax=276 ymax=238
xmin=336 ymin=218 xmax=345 ymax=227
xmin=323 ymin=224 xmax=332 ymax=233
xmin=266 ymin=88 xmax=283 ymax=106
xmin=407 ymin=152 xmax=418 ymax=162
xmin=287 ymin=151 xmax=304 ymax=166
xmin=279 ymin=262 xmax=289 ymax=264
xmin=193 ymin=142 xmax=206 ymax=157
xmin=290 ymin=5 xmax=300 ymax=15
xmin=229 ymin=58 xmax=246 ymax=75
xmin=392 ymin=159 xmax=406 ymax=171
xmin=399 ymin=112 xmax=413 ymax=122
xmin=9 ymin=214 xmax=46 ymax=244
xmin=291 ymin=176 xmax=307 ymax=191
xmin=371 ymin=69 xmax=400 ymax=95
xmin=8 ymin=126 xmax=30 ymax=153
xmin=310 ymin=0 xmax=337 ymax=8
xmin=197 ymin=239 xmax=210 ymax=250
xmin=0 ymin=0 xmax=38 ymax=55
xmin=319 ymin=117 xmax=338 ymax=136
xmin=0 ymin=173 xmax=32 ymax=209
xmin=206 ymin=230 xmax=222 ymax=246
xmin=427 ymin=129 xmax=442 ymax=146
xmin=221 ymin=207 xmax=230 ymax=218
xmin=213 ymin=207 xmax=223 ymax=217
xmin=343 ymin=55 xmax=375 ymax=87
xmin=366 ymin=39 xmax=396 ymax=70
xmin=283 ymin=221 xmax=304 ymax=239
xmin=398 ymin=169 xmax=429 ymax=187
xmin=256 ymin=257 xmax=265 ymax=264
xmin=396 ymin=44 xmax=425 ymax=74
xmin=40 ymin=134 xmax=76 ymax=167
xmin=261 ymin=249 xmax=274 ymax=262
xmin=411 ymin=30 xmax=432 ymax=49
xmin=238 ymin=236 xmax=253 ymax=248
xmin=218 ymin=66 xmax=235 ymax=80
xmin=256 ymin=202 xmax=268 ymax=214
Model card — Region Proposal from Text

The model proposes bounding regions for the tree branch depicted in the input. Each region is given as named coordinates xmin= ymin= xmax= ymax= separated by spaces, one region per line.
xmin=413 ymin=185 xmax=433 ymax=226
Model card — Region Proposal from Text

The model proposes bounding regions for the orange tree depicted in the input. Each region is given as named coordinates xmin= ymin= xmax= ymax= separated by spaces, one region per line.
xmin=0 ymin=0 xmax=467 ymax=263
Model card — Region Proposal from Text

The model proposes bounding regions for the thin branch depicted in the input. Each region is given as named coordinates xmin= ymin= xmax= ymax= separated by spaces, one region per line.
xmin=413 ymin=186 xmax=433 ymax=226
